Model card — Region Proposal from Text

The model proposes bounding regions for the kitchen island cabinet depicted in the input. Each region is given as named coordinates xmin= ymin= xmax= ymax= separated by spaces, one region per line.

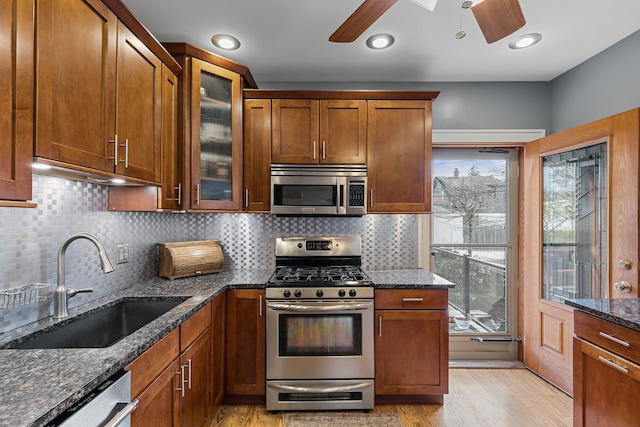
xmin=573 ymin=309 xmax=640 ymax=427
xmin=375 ymin=289 xmax=449 ymax=404
xmin=224 ymin=289 xmax=266 ymax=403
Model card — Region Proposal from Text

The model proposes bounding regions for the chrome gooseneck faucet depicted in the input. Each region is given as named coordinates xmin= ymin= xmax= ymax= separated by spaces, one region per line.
xmin=53 ymin=233 xmax=115 ymax=320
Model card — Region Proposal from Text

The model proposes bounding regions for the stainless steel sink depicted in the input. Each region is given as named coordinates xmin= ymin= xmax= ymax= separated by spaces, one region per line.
xmin=8 ymin=298 xmax=187 ymax=349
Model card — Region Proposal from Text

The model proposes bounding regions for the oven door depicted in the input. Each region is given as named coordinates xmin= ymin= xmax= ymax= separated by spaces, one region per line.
xmin=266 ymin=299 xmax=374 ymax=380
xmin=271 ymin=175 xmax=343 ymax=215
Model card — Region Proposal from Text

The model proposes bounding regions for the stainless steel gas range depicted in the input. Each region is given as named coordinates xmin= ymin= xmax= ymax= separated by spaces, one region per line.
xmin=265 ymin=236 xmax=375 ymax=412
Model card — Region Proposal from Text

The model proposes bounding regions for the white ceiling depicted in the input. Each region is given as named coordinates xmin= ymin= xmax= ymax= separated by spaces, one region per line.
xmin=121 ymin=0 xmax=640 ymax=84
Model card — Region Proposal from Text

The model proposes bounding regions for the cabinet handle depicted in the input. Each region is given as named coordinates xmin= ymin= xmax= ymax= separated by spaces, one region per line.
xmin=598 ymin=356 xmax=629 ymax=374
xmin=187 ymin=359 xmax=192 ymax=390
xmin=370 ymin=189 xmax=373 ymax=207
xmin=322 ymin=141 xmax=326 ymax=159
xmin=599 ymin=331 xmax=630 ymax=347
xmin=402 ymin=297 xmax=424 ymax=302
xmin=175 ymin=368 xmax=185 ymax=398
xmin=379 ymin=315 xmax=382 ymax=337
xmin=109 ymin=135 xmax=118 ymax=167
xmin=124 ymin=138 xmax=129 ymax=168
xmin=245 ymin=189 xmax=249 ymax=208
xmin=313 ymin=141 xmax=317 ymax=160
xmin=195 ymin=184 xmax=201 ymax=205
xmin=174 ymin=183 xmax=182 ymax=205
xmin=259 ymin=295 xmax=263 ymax=317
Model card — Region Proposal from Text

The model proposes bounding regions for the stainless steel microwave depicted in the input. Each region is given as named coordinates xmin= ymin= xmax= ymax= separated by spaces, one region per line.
xmin=270 ymin=164 xmax=367 ymax=216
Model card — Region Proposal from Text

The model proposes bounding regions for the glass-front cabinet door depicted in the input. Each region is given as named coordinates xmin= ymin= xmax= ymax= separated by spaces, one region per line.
xmin=190 ymin=58 xmax=242 ymax=210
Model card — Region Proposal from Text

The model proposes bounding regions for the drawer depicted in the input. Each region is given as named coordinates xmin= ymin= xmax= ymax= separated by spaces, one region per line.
xmin=574 ymin=310 xmax=640 ymax=363
xmin=180 ymin=302 xmax=212 ymax=352
xmin=126 ymin=327 xmax=180 ymax=397
xmin=375 ymin=289 xmax=447 ymax=310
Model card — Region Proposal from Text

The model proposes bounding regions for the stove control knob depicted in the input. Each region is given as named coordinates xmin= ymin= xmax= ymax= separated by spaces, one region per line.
xmin=294 ymin=290 xmax=302 ymax=298
xmin=283 ymin=289 xmax=291 ymax=298
xmin=349 ymin=289 xmax=357 ymax=297
xmin=338 ymin=289 xmax=346 ymax=297
xmin=316 ymin=289 xmax=324 ymax=298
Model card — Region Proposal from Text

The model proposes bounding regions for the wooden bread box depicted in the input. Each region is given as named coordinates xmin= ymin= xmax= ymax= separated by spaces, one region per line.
xmin=158 ymin=240 xmax=223 ymax=280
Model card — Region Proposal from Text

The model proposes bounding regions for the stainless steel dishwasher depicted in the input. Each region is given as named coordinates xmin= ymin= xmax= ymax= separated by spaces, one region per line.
xmin=46 ymin=371 xmax=138 ymax=427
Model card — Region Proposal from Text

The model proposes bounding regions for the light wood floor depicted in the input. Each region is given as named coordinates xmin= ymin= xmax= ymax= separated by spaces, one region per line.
xmin=211 ymin=368 xmax=572 ymax=427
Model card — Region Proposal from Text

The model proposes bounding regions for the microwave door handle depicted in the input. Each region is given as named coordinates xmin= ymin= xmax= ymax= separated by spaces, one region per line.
xmin=338 ymin=177 xmax=346 ymax=214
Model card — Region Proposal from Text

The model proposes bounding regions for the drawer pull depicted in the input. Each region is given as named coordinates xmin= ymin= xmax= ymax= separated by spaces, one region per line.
xmin=598 ymin=356 xmax=629 ymax=374
xmin=402 ymin=297 xmax=424 ymax=302
xmin=599 ymin=331 xmax=630 ymax=348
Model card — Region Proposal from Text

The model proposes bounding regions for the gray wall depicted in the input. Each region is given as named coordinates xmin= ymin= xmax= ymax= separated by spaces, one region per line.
xmin=550 ymin=30 xmax=640 ymax=134
xmin=260 ymin=80 xmax=551 ymax=132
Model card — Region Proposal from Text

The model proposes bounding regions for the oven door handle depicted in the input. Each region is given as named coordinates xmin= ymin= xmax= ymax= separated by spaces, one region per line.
xmin=267 ymin=382 xmax=372 ymax=393
xmin=267 ymin=302 xmax=372 ymax=312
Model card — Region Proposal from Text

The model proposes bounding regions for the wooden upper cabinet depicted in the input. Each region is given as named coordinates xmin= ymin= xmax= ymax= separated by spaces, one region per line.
xmin=158 ymin=64 xmax=181 ymax=210
xmin=34 ymin=0 xmax=117 ymax=173
xmin=0 ymin=0 xmax=34 ymax=203
xmin=367 ymin=100 xmax=433 ymax=213
xmin=114 ymin=20 xmax=162 ymax=183
xmin=271 ymin=99 xmax=366 ymax=164
xmin=243 ymin=99 xmax=272 ymax=212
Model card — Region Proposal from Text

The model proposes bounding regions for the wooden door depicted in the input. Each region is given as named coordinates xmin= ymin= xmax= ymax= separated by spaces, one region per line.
xmin=159 ymin=64 xmax=182 ymax=210
xmin=0 ymin=0 xmax=33 ymax=202
xmin=115 ymin=21 xmax=161 ymax=183
xmin=522 ymin=109 xmax=640 ymax=395
xmin=34 ymin=0 xmax=116 ymax=172
xmin=180 ymin=328 xmax=211 ymax=427
xmin=271 ymin=99 xmax=319 ymax=164
xmin=367 ymin=100 xmax=432 ymax=213
xmin=375 ymin=309 xmax=448 ymax=398
xmin=319 ymin=100 xmax=367 ymax=164
xmin=225 ymin=289 xmax=265 ymax=400
xmin=243 ymin=99 xmax=272 ymax=212
xmin=211 ymin=291 xmax=226 ymax=411
xmin=131 ymin=359 xmax=181 ymax=427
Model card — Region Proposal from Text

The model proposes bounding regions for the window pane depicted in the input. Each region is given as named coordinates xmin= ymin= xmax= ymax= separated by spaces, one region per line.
xmin=542 ymin=143 xmax=607 ymax=302
xmin=432 ymin=247 xmax=507 ymax=334
xmin=432 ymin=159 xmax=509 ymax=244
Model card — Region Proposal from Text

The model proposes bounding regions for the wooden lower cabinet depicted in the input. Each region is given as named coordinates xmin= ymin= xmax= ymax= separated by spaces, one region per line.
xmin=180 ymin=328 xmax=211 ymax=427
xmin=130 ymin=358 xmax=181 ymax=427
xmin=573 ymin=310 xmax=640 ymax=427
xmin=224 ymin=289 xmax=266 ymax=403
xmin=374 ymin=289 xmax=448 ymax=404
xmin=211 ymin=292 xmax=226 ymax=413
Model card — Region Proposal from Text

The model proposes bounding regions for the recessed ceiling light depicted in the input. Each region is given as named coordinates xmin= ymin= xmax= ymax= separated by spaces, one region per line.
xmin=366 ymin=34 xmax=394 ymax=50
xmin=509 ymin=33 xmax=542 ymax=49
xmin=211 ymin=34 xmax=241 ymax=50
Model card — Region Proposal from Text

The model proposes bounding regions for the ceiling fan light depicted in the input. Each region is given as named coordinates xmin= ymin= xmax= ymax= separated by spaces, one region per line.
xmin=509 ymin=33 xmax=542 ymax=49
xmin=211 ymin=34 xmax=241 ymax=50
xmin=409 ymin=0 xmax=438 ymax=12
xmin=366 ymin=33 xmax=394 ymax=49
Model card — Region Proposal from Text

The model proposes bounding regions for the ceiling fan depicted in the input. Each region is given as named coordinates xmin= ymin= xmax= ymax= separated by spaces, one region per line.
xmin=329 ymin=0 xmax=526 ymax=44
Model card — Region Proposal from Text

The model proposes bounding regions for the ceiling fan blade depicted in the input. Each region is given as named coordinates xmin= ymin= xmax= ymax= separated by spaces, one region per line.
xmin=329 ymin=0 xmax=398 ymax=43
xmin=471 ymin=0 xmax=526 ymax=44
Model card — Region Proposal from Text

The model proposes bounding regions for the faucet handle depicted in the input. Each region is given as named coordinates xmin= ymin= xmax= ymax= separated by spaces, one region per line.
xmin=67 ymin=287 xmax=94 ymax=298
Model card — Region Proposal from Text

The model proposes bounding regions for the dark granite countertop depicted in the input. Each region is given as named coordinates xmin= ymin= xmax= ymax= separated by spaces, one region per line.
xmin=0 ymin=268 xmax=450 ymax=427
xmin=565 ymin=298 xmax=640 ymax=333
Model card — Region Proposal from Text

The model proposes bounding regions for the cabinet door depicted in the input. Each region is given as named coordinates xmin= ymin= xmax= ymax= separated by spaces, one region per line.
xmin=574 ymin=337 xmax=640 ymax=427
xmin=159 ymin=64 xmax=181 ymax=210
xmin=131 ymin=358 xmax=181 ymax=427
xmin=367 ymin=100 xmax=432 ymax=213
xmin=271 ymin=99 xmax=319 ymax=164
xmin=243 ymin=99 xmax=272 ymax=212
xmin=0 ymin=0 xmax=33 ymax=201
xmin=320 ymin=100 xmax=367 ymax=164
xmin=180 ymin=327 xmax=212 ymax=427
xmin=34 ymin=0 xmax=116 ymax=173
xmin=191 ymin=58 xmax=242 ymax=210
xmin=211 ymin=292 xmax=226 ymax=411
xmin=115 ymin=21 xmax=162 ymax=183
xmin=375 ymin=309 xmax=448 ymax=396
xmin=225 ymin=289 xmax=266 ymax=397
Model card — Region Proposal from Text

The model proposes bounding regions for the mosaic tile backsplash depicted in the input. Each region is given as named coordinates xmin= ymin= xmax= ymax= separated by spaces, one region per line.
xmin=0 ymin=175 xmax=420 ymax=333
